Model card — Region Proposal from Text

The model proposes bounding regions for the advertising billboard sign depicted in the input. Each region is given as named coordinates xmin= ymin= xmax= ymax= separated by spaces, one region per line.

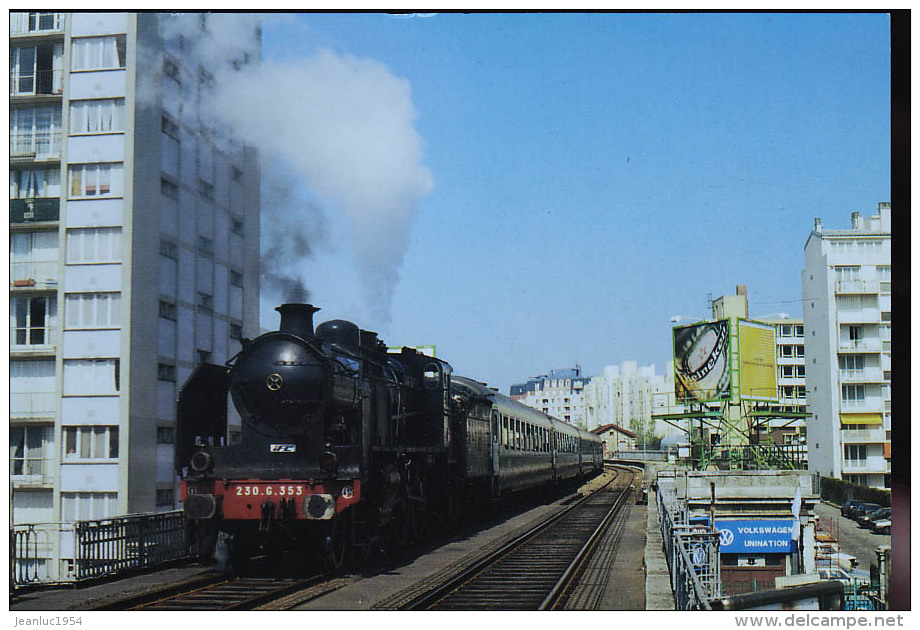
xmin=673 ymin=320 xmax=731 ymax=403
xmin=738 ymin=320 xmax=778 ymax=400
xmin=715 ymin=519 xmax=795 ymax=554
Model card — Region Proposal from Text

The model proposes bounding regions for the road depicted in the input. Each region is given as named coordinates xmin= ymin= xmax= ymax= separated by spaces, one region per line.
xmin=813 ymin=500 xmax=891 ymax=572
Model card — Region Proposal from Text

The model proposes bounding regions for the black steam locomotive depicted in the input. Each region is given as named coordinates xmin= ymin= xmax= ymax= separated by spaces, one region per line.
xmin=177 ymin=303 xmax=603 ymax=569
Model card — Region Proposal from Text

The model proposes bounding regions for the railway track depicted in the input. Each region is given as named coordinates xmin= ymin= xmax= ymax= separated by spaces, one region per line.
xmin=94 ymin=571 xmax=331 ymax=610
xmin=394 ymin=465 xmax=640 ymax=610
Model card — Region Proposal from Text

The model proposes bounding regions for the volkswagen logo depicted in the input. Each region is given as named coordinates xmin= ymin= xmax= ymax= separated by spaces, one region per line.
xmin=719 ymin=528 xmax=734 ymax=547
xmin=266 ymin=373 xmax=284 ymax=391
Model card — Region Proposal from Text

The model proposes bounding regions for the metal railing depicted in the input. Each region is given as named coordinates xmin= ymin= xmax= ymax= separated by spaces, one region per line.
xmin=10 ymin=198 xmax=60 ymax=223
xmin=10 ymin=325 xmax=57 ymax=350
xmin=9 ymin=392 xmax=57 ymax=419
xmin=10 ymin=511 xmax=198 ymax=591
xmin=10 ymin=131 xmax=64 ymax=159
xmin=657 ymin=490 xmax=721 ymax=610
xmin=10 ymin=12 xmax=66 ymax=36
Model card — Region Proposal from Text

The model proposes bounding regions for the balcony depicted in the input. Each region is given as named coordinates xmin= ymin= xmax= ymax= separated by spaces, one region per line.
xmin=839 ymin=367 xmax=885 ymax=384
xmin=10 ymin=458 xmax=55 ymax=488
xmin=10 ymin=198 xmax=60 ymax=224
xmin=837 ymin=308 xmax=880 ymax=324
xmin=838 ymin=338 xmax=881 ymax=353
xmin=10 ymin=392 xmax=56 ymax=419
xmin=10 ymin=131 xmax=63 ymax=160
xmin=840 ymin=399 xmax=885 ymax=414
xmin=10 ymin=260 xmax=58 ymax=289
xmin=842 ymin=457 xmax=889 ymax=474
xmin=11 ymin=326 xmax=57 ymax=355
xmin=835 ymin=279 xmax=880 ymax=294
xmin=10 ymin=12 xmax=66 ymax=36
xmin=840 ymin=428 xmax=886 ymax=443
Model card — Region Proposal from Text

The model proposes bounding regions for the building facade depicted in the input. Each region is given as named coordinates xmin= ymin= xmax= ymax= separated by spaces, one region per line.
xmin=10 ymin=12 xmax=261 ymax=527
xmin=510 ymin=365 xmax=591 ymax=427
xmin=582 ymin=361 xmax=676 ymax=439
xmin=802 ymin=203 xmax=891 ymax=488
xmin=755 ymin=316 xmax=808 ymax=447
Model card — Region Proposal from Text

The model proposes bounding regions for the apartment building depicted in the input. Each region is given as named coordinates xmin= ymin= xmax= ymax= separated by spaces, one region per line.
xmin=510 ymin=366 xmax=591 ymax=427
xmin=10 ymin=12 xmax=261 ymax=528
xmin=755 ymin=316 xmax=808 ymax=446
xmin=802 ymin=203 xmax=891 ymax=488
xmin=582 ymin=361 xmax=676 ymax=438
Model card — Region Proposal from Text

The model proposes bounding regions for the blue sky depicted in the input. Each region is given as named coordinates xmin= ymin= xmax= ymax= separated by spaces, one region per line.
xmin=254 ymin=13 xmax=891 ymax=393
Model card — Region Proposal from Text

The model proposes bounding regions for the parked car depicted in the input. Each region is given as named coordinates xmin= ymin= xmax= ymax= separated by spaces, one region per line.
xmin=858 ymin=507 xmax=891 ymax=528
xmin=850 ymin=502 xmax=882 ymax=521
xmin=870 ymin=518 xmax=891 ymax=535
xmin=841 ymin=499 xmax=865 ymax=518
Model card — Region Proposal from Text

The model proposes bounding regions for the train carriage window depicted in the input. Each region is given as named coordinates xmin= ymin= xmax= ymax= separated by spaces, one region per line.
xmin=492 ymin=411 xmax=499 ymax=443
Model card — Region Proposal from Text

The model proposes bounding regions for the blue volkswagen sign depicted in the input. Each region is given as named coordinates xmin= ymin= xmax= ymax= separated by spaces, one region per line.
xmin=715 ymin=520 xmax=794 ymax=554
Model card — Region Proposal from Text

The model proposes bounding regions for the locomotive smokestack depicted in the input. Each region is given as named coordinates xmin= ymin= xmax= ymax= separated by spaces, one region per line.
xmin=276 ymin=303 xmax=320 ymax=338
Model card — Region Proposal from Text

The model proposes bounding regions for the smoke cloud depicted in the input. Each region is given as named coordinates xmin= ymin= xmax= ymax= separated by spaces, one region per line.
xmin=160 ymin=14 xmax=433 ymax=327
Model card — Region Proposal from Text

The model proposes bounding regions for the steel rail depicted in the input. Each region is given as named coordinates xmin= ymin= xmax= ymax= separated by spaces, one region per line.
xmin=539 ymin=467 xmax=639 ymax=609
xmin=398 ymin=465 xmax=631 ymax=610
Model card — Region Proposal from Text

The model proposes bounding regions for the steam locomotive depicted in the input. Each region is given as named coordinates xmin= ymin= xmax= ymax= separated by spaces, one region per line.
xmin=177 ymin=303 xmax=603 ymax=569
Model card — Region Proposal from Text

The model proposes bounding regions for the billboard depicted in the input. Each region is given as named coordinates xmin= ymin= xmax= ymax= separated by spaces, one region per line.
xmin=673 ymin=320 xmax=731 ymax=403
xmin=738 ymin=320 xmax=778 ymax=401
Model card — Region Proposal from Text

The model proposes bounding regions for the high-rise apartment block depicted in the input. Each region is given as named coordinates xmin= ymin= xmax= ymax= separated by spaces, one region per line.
xmin=510 ymin=366 xmax=591 ymax=427
xmin=10 ymin=12 xmax=261 ymax=526
xmin=583 ymin=361 xmax=676 ymax=438
xmin=802 ymin=203 xmax=891 ymax=489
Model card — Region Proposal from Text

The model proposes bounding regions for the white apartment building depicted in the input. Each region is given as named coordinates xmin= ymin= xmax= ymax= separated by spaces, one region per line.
xmin=510 ymin=366 xmax=591 ymax=427
xmin=10 ymin=12 xmax=262 ymax=527
xmin=755 ymin=317 xmax=808 ymax=445
xmin=582 ymin=361 xmax=676 ymax=438
xmin=802 ymin=203 xmax=891 ymax=489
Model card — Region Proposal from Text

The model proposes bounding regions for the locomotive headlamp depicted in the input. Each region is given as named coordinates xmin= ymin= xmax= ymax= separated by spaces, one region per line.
xmin=319 ymin=451 xmax=337 ymax=473
xmin=189 ymin=449 xmax=214 ymax=474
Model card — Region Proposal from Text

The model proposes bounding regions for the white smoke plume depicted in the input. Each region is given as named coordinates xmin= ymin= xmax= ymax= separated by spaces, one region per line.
xmin=159 ymin=13 xmax=433 ymax=328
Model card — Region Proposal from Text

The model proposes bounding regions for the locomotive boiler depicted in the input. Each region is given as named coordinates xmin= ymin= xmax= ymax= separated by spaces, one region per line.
xmin=177 ymin=303 xmax=602 ymax=569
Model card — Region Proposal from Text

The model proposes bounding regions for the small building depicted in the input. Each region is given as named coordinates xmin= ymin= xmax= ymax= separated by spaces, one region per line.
xmin=591 ymin=423 xmax=638 ymax=454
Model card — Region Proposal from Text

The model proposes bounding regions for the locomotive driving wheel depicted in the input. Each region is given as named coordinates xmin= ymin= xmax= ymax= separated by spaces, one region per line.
xmin=323 ymin=518 xmax=346 ymax=571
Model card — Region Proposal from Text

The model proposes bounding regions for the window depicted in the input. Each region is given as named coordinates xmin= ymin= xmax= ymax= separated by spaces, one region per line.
xmin=63 ymin=426 xmax=118 ymax=460
xmin=230 ymin=269 xmax=243 ymax=287
xmin=156 ymin=489 xmax=175 ymax=508
xmin=197 ymin=236 xmax=213 ymax=258
xmin=231 ymin=165 xmax=243 ymax=182
xmin=779 ymin=345 xmax=794 ymax=358
xmin=842 ymin=385 xmax=865 ymax=407
xmin=63 ymin=359 xmax=119 ymax=395
xmin=231 ymin=216 xmax=244 ymax=235
xmin=66 ymin=227 xmax=121 ymax=263
xmin=161 ymin=115 xmax=179 ymax=140
xmin=10 ymin=168 xmax=61 ymax=199
xmin=839 ymin=355 xmax=865 ymax=371
xmin=160 ymin=177 xmax=179 ymax=199
xmin=197 ymin=292 xmax=213 ymax=312
xmin=61 ymin=492 xmax=117 ymax=522
xmin=781 ymin=365 xmax=795 ymax=379
xmin=881 ymin=312 xmax=891 ymax=322
xmin=158 ymin=364 xmax=177 ymax=382
xmin=72 ymin=36 xmax=126 ymax=71
xmin=69 ymin=99 xmax=124 ymax=134
xmin=197 ymin=350 xmax=212 ymax=365
xmin=65 ymin=293 xmax=120 ymax=328
xmin=794 ymin=325 xmax=804 ymax=337
xmin=835 ymin=266 xmax=861 ymax=281
xmin=876 ymin=265 xmax=891 ymax=281
xmin=69 ymin=163 xmax=122 ymax=197
xmin=229 ymin=323 xmax=243 ymax=340
xmin=10 ymin=42 xmax=64 ymax=95
xmin=10 ymin=105 xmax=63 ymax=157
xmin=844 ymin=444 xmax=867 ymax=462
xmin=158 ymin=300 xmax=177 ymax=321
xmin=198 ymin=179 xmax=214 ymax=200
xmin=10 ymin=425 xmax=53 ymax=476
xmin=779 ymin=324 xmax=792 ymax=337
xmin=156 ymin=427 xmax=176 ymax=444
xmin=11 ymin=231 xmax=59 ymax=280
xmin=163 ymin=56 xmax=180 ymax=82
xmin=849 ymin=326 xmax=862 ymax=342
xmin=160 ymin=238 xmax=178 ymax=260
xmin=11 ymin=296 xmax=56 ymax=346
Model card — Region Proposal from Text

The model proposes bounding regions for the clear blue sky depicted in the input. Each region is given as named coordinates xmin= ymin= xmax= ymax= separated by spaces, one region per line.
xmin=253 ymin=12 xmax=891 ymax=393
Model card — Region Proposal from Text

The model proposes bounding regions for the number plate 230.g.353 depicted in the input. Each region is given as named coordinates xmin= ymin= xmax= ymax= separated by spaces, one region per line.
xmin=233 ymin=485 xmax=304 ymax=497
